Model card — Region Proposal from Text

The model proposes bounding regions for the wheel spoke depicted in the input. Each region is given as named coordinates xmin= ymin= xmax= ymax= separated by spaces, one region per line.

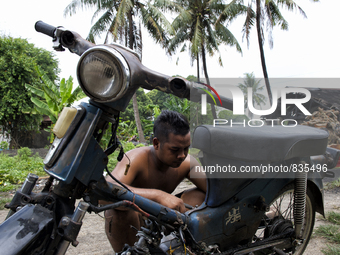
xmin=253 ymin=186 xmax=315 ymax=255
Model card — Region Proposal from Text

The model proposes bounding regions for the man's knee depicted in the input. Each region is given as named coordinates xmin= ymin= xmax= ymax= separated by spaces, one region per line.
xmin=181 ymin=188 xmax=206 ymax=207
xmin=105 ymin=208 xmax=143 ymax=252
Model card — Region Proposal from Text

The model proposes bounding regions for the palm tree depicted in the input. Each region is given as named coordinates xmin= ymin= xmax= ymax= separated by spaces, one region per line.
xmin=64 ymin=0 xmax=173 ymax=143
xmin=241 ymin=0 xmax=319 ymax=105
xmin=167 ymin=0 xmax=244 ymax=118
xmin=238 ymin=72 xmax=265 ymax=118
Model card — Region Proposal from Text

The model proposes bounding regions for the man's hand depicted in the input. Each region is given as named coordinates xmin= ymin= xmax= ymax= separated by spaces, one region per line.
xmin=157 ymin=191 xmax=187 ymax=213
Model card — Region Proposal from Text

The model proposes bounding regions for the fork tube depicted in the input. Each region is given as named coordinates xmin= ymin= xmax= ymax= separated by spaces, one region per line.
xmin=6 ymin=173 xmax=39 ymax=220
xmin=56 ymin=202 xmax=89 ymax=255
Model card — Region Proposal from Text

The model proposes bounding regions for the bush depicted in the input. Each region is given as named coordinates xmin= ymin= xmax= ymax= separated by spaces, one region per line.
xmin=17 ymin=147 xmax=32 ymax=159
xmin=0 ymin=143 xmax=144 ymax=192
xmin=0 ymin=150 xmax=45 ymax=192
xmin=0 ymin=141 xmax=8 ymax=150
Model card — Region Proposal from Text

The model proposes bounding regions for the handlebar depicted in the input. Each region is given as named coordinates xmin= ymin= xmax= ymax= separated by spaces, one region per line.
xmin=35 ymin=20 xmax=94 ymax=55
xmin=34 ymin=21 xmax=234 ymax=111
xmin=35 ymin=21 xmax=57 ymax=38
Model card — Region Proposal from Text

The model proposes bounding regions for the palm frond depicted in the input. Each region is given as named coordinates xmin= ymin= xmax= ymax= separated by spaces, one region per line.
xmin=191 ymin=16 xmax=202 ymax=56
xmin=167 ymin=26 xmax=189 ymax=55
xmin=216 ymin=0 xmax=247 ymax=24
xmin=172 ymin=8 xmax=191 ymax=31
xmin=112 ymin=0 xmax=133 ymax=38
xmin=242 ymin=4 xmax=255 ymax=48
xmin=215 ymin=23 xmax=242 ymax=53
xmin=88 ymin=10 xmax=114 ymax=42
xmin=265 ymin=0 xmax=289 ymax=30
xmin=64 ymin=0 xmax=99 ymax=17
xmin=205 ymin=22 xmax=219 ymax=54
xmin=139 ymin=4 xmax=165 ymax=42
xmin=147 ymin=2 xmax=175 ymax=35
xmin=154 ymin=0 xmax=182 ymax=12
xmin=277 ymin=0 xmax=307 ymax=18
xmin=90 ymin=0 xmax=120 ymax=23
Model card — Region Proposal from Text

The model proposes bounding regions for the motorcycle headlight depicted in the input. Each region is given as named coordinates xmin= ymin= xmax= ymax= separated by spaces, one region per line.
xmin=77 ymin=46 xmax=130 ymax=102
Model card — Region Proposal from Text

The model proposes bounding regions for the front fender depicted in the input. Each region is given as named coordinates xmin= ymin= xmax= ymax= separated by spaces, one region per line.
xmin=0 ymin=204 xmax=54 ymax=255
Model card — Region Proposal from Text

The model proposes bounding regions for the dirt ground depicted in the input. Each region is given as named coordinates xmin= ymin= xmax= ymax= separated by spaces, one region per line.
xmin=0 ymin=180 xmax=339 ymax=255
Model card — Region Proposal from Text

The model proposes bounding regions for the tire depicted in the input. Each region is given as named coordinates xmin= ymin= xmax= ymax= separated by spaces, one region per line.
xmin=254 ymin=183 xmax=315 ymax=255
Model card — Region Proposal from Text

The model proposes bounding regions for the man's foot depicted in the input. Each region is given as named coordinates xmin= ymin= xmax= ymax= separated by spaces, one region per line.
xmin=265 ymin=206 xmax=279 ymax=219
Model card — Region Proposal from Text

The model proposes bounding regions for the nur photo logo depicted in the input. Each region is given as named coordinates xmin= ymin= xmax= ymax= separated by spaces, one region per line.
xmin=199 ymin=84 xmax=312 ymax=117
xmin=197 ymin=83 xmax=223 ymax=115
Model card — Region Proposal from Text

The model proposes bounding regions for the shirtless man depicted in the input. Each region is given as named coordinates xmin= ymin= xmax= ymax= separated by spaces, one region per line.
xmin=104 ymin=110 xmax=207 ymax=252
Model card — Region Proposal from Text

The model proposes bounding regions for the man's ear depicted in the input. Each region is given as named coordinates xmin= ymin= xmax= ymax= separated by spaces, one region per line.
xmin=153 ymin=137 xmax=160 ymax=150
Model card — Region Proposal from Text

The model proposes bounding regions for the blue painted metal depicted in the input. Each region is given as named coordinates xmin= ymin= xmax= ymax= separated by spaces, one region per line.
xmin=44 ymin=102 xmax=104 ymax=185
xmin=186 ymin=177 xmax=291 ymax=249
xmin=113 ymin=185 xmax=188 ymax=225
xmin=0 ymin=204 xmax=53 ymax=255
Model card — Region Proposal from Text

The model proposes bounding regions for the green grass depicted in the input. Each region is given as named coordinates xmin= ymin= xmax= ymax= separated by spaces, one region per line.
xmin=326 ymin=178 xmax=340 ymax=189
xmin=315 ymin=211 xmax=340 ymax=255
xmin=0 ymin=148 xmax=46 ymax=192
xmin=0 ymin=197 xmax=12 ymax=210
xmin=0 ymin=143 xmax=144 ymax=193
xmin=315 ymin=225 xmax=340 ymax=243
xmin=327 ymin=211 xmax=340 ymax=225
xmin=321 ymin=244 xmax=340 ymax=255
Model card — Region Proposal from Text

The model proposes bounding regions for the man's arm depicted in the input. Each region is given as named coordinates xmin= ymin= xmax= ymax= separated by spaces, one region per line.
xmin=105 ymin=150 xmax=187 ymax=213
xmin=186 ymin=155 xmax=207 ymax=193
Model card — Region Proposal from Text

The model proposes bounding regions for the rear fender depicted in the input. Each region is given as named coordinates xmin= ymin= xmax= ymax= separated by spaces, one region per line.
xmin=308 ymin=178 xmax=324 ymax=217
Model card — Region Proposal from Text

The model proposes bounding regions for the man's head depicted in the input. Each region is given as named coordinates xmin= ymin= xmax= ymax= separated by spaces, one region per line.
xmin=153 ymin=110 xmax=190 ymax=168
xmin=153 ymin=110 xmax=190 ymax=143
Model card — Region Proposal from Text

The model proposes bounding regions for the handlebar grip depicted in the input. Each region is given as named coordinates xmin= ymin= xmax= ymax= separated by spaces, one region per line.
xmin=35 ymin=21 xmax=57 ymax=38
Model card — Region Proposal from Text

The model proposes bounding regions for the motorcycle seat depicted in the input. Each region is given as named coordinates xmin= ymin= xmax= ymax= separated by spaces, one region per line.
xmin=192 ymin=125 xmax=328 ymax=162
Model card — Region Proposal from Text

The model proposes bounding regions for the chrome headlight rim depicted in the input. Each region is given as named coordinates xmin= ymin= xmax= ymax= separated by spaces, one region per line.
xmin=77 ymin=45 xmax=131 ymax=103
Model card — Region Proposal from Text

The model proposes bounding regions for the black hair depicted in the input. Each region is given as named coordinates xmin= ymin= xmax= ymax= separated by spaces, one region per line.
xmin=153 ymin=110 xmax=189 ymax=143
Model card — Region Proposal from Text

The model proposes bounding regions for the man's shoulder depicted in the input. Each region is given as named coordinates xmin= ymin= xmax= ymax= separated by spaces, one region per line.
xmin=127 ymin=145 xmax=151 ymax=154
xmin=125 ymin=145 xmax=151 ymax=161
xmin=115 ymin=146 xmax=151 ymax=175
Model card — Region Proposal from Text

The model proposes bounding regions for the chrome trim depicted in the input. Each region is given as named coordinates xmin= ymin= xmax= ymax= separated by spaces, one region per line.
xmin=77 ymin=45 xmax=131 ymax=103
xmin=43 ymin=137 xmax=62 ymax=166
xmin=110 ymin=42 xmax=141 ymax=61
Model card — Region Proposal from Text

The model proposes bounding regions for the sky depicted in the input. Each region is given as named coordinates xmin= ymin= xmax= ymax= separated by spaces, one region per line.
xmin=1 ymin=0 xmax=339 ymax=89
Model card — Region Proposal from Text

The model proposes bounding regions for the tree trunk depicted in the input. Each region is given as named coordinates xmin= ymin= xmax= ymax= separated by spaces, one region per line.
xmin=128 ymin=11 xmax=146 ymax=143
xmin=197 ymin=52 xmax=200 ymax=82
xmin=201 ymin=45 xmax=217 ymax=119
xmin=256 ymin=0 xmax=273 ymax=106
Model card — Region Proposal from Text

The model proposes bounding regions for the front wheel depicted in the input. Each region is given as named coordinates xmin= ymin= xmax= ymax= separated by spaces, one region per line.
xmin=255 ymin=183 xmax=315 ymax=255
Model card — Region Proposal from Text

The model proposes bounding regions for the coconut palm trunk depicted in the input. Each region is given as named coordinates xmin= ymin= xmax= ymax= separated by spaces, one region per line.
xmin=256 ymin=0 xmax=272 ymax=106
xmin=201 ymin=45 xmax=217 ymax=119
xmin=128 ymin=11 xmax=145 ymax=144
xmin=197 ymin=53 xmax=200 ymax=82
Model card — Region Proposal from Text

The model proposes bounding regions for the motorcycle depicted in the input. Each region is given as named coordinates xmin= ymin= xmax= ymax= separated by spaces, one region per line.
xmin=1 ymin=21 xmax=340 ymax=255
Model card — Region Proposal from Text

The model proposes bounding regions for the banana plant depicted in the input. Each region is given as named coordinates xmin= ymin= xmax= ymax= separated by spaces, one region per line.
xmin=143 ymin=104 xmax=161 ymax=135
xmin=25 ymin=66 xmax=86 ymax=124
xmin=163 ymin=95 xmax=190 ymax=120
xmin=25 ymin=66 xmax=86 ymax=142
